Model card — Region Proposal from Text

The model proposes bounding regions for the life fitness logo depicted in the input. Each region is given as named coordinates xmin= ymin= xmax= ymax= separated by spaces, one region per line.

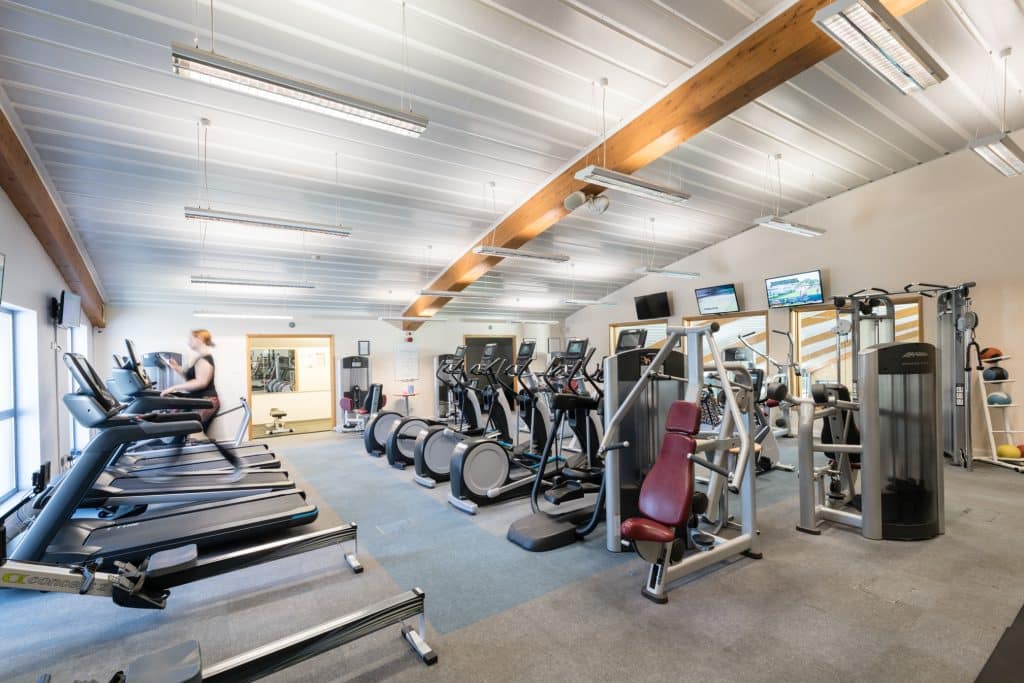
xmin=902 ymin=351 xmax=928 ymax=359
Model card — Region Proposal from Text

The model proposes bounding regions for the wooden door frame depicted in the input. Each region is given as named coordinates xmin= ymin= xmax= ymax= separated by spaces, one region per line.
xmin=245 ymin=334 xmax=336 ymax=440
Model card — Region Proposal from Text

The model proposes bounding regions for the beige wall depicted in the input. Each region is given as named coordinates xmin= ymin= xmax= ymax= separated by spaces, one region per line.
xmin=565 ymin=145 xmax=1024 ymax=457
xmin=0 ymin=187 xmax=85 ymax=484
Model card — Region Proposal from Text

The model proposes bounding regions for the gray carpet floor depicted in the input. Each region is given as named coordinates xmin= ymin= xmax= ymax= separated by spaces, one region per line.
xmin=2 ymin=431 xmax=1023 ymax=682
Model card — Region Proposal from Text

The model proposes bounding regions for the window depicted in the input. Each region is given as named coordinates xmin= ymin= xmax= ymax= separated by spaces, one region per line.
xmin=608 ymin=320 xmax=668 ymax=352
xmin=683 ymin=312 xmax=769 ymax=373
xmin=793 ymin=296 xmax=921 ymax=394
xmin=1 ymin=308 xmax=16 ymax=502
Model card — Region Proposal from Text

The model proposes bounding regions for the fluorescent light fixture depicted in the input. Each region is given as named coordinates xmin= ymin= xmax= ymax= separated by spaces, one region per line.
xmin=191 ymin=275 xmax=315 ymax=289
xmin=969 ymin=133 xmax=1024 ymax=177
xmin=473 ymin=245 xmax=570 ymax=263
xmin=813 ymin=0 xmax=947 ymax=94
xmin=171 ymin=43 xmax=428 ymax=137
xmin=574 ymin=165 xmax=691 ymax=206
xmin=634 ymin=266 xmax=700 ymax=279
xmin=185 ymin=207 xmax=352 ymax=237
xmin=378 ymin=315 xmax=447 ymax=322
xmin=461 ymin=317 xmax=558 ymax=325
xmin=562 ymin=298 xmax=614 ymax=306
xmin=194 ymin=311 xmax=293 ymax=320
xmin=420 ymin=289 xmax=480 ymax=298
xmin=755 ymin=215 xmax=826 ymax=238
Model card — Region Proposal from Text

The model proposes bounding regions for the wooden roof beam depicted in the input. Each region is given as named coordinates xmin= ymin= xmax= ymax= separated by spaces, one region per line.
xmin=402 ymin=0 xmax=929 ymax=330
xmin=0 ymin=103 xmax=105 ymax=326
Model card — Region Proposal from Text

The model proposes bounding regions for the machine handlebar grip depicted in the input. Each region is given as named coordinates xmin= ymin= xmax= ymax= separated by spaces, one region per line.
xmin=688 ymin=453 xmax=730 ymax=478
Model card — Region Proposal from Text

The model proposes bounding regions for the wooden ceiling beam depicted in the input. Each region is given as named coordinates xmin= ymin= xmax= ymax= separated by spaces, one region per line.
xmin=0 ymin=104 xmax=105 ymax=326
xmin=402 ymin=0 xmax=929 ymax=331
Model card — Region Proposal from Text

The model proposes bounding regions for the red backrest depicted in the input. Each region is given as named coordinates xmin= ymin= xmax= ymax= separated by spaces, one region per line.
xmin=380 ymin=394 xmax=387 ymax=408
xmin=341 ymin=397 xmax=355 ymax=411
xmin=636 ymin=401 xmax=699 ymax=526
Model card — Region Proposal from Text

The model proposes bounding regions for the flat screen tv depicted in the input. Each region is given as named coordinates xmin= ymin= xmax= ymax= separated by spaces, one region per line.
xmin=634 ymin=291 xmax=671 ymax=320
xmin=765 ymin=269 xmax=824 ymax=308
xmin=695 ymin=283 xmax=740 ymax=315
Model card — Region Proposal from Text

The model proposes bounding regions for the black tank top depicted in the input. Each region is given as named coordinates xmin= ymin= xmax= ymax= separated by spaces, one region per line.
xmin=184 ymin=354 xmax=217 ymax=398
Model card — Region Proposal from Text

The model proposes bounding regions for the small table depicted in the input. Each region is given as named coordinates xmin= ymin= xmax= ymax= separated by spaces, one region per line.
xmin=399 ymin=393 xmax=418 ymax=416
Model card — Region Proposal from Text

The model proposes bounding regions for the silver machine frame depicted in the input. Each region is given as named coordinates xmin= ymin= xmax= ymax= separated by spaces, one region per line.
xmin=794 ymin=342 xmax=944 ymax=540
xmin=601 ymin=324 xmax=759 ymax=603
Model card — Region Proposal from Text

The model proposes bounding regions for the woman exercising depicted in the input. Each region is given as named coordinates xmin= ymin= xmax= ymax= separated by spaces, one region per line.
xmin=160 ymin=329 xmax=240 ymax=468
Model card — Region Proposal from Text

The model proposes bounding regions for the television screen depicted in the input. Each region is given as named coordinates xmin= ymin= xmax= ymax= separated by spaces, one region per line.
xmin=695 ymin=283 xmax=740 ymax=315
xmin=0 ymin=252 xmax=5 ymax=304
xmin=58 ymin=290 xmax=82 ymax=328
xmin=634 ymin=291 xmax=671 ymax=320
xmin=765 ymin=270 xmax=824 ymax=308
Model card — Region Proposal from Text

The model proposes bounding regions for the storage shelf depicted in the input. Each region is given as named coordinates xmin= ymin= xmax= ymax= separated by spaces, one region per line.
xmin=987 ymin=404 xmax=1020 ymax=408
xmin=992 ymin=429 xmax=1024 ymax=433
xmin=984 ymin=380 xmax=1016 ymax=384
xmin=983 ymin=356 xmax=1012 ymax=363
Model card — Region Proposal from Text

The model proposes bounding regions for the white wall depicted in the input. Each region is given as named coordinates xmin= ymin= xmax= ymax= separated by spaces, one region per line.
xmin=96 ymin=306 xmax=562 ymax=440
xmin=0 ymin=187 xmax=83 ymax=486
xmin=566 ymin=145 xmax=1024 ymax=454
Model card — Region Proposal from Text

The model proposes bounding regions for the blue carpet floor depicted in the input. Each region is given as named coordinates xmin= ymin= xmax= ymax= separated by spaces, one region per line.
xmin=281 ymin=437 xmax=633 ymax=633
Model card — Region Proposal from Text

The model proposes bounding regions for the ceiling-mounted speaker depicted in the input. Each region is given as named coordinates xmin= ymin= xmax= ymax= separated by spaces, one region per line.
xmin=563 ymin=190 xmax=587 ymax=212
xmin=587 ymin=194 xmax=610 ymax=215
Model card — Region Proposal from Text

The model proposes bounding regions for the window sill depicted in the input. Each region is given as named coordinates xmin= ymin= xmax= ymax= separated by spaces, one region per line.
xmin=0 ymin=488 xmax=32 ymax=520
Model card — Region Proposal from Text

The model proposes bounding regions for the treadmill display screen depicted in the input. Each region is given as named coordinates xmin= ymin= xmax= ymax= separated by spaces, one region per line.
xmin=481 ymin=344 xmax=497 ymax=360
xmin=453 ymin=346 xmax=466 ymax=359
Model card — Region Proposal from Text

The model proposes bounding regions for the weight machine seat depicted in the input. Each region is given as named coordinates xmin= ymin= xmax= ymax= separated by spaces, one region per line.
xmin=620 ymin=401 xmax=701 ymax=545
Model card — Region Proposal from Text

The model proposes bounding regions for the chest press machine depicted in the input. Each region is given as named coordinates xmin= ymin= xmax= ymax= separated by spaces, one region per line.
xmin=606 ymin=324 xmax=762 ymax=603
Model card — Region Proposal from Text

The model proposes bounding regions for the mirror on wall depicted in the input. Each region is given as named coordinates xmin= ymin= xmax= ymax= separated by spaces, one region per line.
xmin=247 ymin=335 xmax=335 ymax=438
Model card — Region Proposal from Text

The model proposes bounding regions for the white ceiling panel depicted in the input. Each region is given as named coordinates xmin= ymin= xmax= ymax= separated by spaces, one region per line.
xmin=0 ymin=0 xmax=1020 ymax=320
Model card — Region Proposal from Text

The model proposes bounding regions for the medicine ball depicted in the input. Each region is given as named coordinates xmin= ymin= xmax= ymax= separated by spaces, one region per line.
xmin=983 ymin=367 xmax=1009 ymax=381
xmin=988 ymin=392 xmax=1012 ymax=405
xmin=980 ymin=347 xmax=1004 ymax=360
xmin=996 ymin=444 xmax=1022 ymax=459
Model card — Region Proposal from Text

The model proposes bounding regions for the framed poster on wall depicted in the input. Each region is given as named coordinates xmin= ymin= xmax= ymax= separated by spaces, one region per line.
xmin=358 ymin=340 xmax=370 ymax=356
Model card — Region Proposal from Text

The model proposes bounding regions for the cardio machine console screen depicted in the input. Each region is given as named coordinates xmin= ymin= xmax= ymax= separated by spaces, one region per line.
xmin=765 ymin=269 xmax=824 ymax=308
xmin=516 ymin=341 xmax=536 ymax=361
xmin=565 ymin=339 xmax=587 ymax=360
xmin=695 ymin=283 xmax=740 ymax=315
xmin=453 ymin=346 xmax=466 ymax=359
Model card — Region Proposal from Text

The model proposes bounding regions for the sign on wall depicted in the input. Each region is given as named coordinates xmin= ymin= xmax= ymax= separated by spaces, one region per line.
xmin=394 ymin=344 xmax=419 ymax=381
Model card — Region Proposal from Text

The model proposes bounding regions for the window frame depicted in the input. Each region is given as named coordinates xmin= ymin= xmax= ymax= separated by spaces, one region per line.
xmin=0 ymin=307 xmax=18 ymax=505
xmin=790 ymin=294 xmax=923 ymax=394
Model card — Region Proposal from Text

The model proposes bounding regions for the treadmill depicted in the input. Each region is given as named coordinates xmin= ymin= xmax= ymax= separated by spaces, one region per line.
xmin=10 ymin=354 xmax=332 ymax=568
xmin=106 ymin=339 xmax=278 ymax=471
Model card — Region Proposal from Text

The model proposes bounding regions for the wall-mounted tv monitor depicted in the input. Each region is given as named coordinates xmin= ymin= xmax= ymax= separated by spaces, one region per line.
xmin=765 ymin=269 xmax=824 ymax=308
xmin=634 ymin=291 xmax=671 ymax=320
xmin=57 ymin=290 xmax=82 ymax=328
xmin=695 ymin=283 xmax=740 ymax=315
xmin=0 ymin=252 xmax=5 ymax=304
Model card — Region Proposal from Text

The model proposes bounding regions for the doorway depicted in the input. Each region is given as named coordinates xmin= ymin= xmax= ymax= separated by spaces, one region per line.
xmin=247 ymin=334 xmax=335 ymax=438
